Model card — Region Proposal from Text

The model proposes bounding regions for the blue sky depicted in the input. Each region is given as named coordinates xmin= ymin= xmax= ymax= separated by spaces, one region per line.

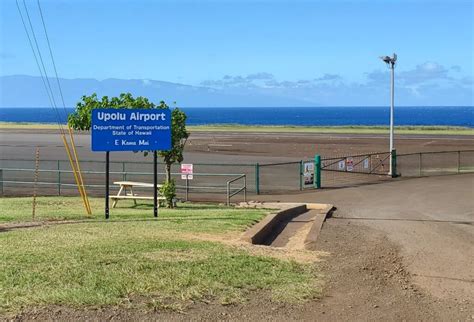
xmin=1 ymin=0 xmax=473 ymax=106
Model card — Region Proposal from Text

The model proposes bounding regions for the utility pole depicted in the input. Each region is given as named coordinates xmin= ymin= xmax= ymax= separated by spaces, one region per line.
xmin=380 ymin=53 xmax=397 ymax=176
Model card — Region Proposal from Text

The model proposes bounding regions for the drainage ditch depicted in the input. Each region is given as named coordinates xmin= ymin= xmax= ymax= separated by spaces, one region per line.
xmin=258 ymin=209 xmax=323 ymax=247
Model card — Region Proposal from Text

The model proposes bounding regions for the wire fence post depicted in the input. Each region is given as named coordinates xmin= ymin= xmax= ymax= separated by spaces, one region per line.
xmin=255 ymin=163 xmax=260 ymax=195
xmin=299 ymin=160 xmax=303 ymax=190
xmin=32 ymin=147 xmax=40 ymax=220
xmin=457 ymin=151 xmax=461 ymax=174
xmin=314 ymin=154 xmax=321 ymax=189
xmin=391 ymin=149 xmax=397 ymax=178
xmin=419 ymin=153 xmax=423 ymax=176
xmin=244 ymin=175 xmax=247 ymax=203
xmin=57 ymin=160 xmax=61 ymax=195
xmin=185 ymin=176 xmax=189 ymax=202
xmin=122 ymin=162 xmax=126 ymax=181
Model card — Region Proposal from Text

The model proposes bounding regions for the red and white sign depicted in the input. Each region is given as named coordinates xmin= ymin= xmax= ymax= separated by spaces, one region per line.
xmin=346 ymin=157 xmax=354 ymax=172
xmin=181 ymin=163 xmax=193 ymax=180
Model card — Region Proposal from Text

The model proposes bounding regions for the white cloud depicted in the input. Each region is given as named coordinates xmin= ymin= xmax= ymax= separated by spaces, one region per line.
xmin=314 ymin=73 xmax=342 ymax=82
xmin=398 ymin=62 xmax=450 ymax=85
xmin=198 ymin=63 xmax=473 ymax=105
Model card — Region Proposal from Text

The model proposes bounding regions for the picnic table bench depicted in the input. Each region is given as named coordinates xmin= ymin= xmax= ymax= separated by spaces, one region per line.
xmin=110 ymin=181 xmax=165 ymax=208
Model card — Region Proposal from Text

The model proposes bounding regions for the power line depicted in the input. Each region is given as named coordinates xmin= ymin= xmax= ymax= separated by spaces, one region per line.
xmin=21 ymin=0 xmax=66 ymax=133
xmin=37 ymin=0 xmax=69 ymax=120
xmin=15 ymin=0 xmax=92 ymax=215
xmin=15 ymin=0 xmax=63 ymax=132
xmin=15 ymin=0 xmax=51 ymax=105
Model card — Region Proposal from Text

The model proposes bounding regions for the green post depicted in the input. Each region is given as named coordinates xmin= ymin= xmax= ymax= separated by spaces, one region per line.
xmin=314 ymin=155 xmax=321 ymax=189
xmin=57 ymin=160 xmax=61 ymax=196
xmin=255 ymin=163 xmax=260 ymax=195
xmin=391 ymin=149 xmax=397 ymax=178
xmin=299 ymin=160 xmax=303 ymax=190
xmin=122 ymin=162 xmax=126 ymax=181
xmin=0 ymin=169 xmax=3 ymax=196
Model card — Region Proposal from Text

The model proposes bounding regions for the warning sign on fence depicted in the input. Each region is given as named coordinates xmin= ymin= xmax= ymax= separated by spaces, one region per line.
xmin=346 ymin=157 xmax=354 ymax=172
xmin=181 ymin=164 xmax=193 ymax=180
xmin=363 ymin=158 xmax=370 ymax=169
xmin=338 ymin=160 xmax=345 ymax=170
xmin=303 ymin=162 xmax=314 ymax=186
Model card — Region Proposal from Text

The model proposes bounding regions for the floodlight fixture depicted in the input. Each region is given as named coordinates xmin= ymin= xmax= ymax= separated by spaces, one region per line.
xmin=380 ymin=53 xmax=397 ymax=68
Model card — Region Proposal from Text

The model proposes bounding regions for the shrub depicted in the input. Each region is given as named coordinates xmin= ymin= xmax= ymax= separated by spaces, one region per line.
xmin=160 ymin=180 xmax=176 ymax=208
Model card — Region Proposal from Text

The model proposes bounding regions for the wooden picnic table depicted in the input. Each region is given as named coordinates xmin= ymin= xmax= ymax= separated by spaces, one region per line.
xmin=110 ymin=181 xmax=164 ymax=208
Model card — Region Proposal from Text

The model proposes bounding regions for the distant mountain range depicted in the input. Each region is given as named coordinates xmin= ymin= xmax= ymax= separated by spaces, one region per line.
xmin=0 ymin=75 xmax=314 ymax=108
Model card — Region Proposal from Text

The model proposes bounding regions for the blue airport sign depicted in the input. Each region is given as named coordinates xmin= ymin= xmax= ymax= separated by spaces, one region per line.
xmin=91 ymin=108 xmax=171 ymax=151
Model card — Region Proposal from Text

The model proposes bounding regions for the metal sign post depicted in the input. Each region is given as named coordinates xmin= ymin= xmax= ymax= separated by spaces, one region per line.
xmin=105 ymin=151 xmax=110 ymax=219
xmin=181 ymin=164 xmax=193 ymax=202
xmin=153 ymin=151 xmax=158 ymax=217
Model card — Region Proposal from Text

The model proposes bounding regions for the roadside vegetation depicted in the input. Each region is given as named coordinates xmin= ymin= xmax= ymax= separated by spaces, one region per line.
xmin=0 ymin=197 xmax=321 ymax=315
xmin=1 ymin=122 xmax=473 ymax=135
xmin=189 ymin=124 xmax=474 ymax=135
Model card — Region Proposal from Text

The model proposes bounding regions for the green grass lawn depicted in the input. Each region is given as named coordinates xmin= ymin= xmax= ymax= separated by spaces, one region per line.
xmin=0 ymin=197 xmax=321 ymax=315
xmin=189 ymin=124 xmax=474 ymax=135
xmin=0 ymin=197 xmax=264 ymax=233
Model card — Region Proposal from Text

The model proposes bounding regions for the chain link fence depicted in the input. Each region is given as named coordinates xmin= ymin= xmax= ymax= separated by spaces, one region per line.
xmin=1 ymin=150 xmax=473 ymax=198
xmin=0 ymin=159 xmax=254 ymax=200
xmin=320 ymin=151 xmax=392 ymax=188
xmin=258 ymin=161 xmax=302 ymax=193
xmin=397 ymin=150 xmax=474 ymax=177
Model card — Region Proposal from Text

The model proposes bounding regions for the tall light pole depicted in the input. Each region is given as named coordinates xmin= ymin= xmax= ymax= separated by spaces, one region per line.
xmin=380 ymin=53 xmax=397 ymax=177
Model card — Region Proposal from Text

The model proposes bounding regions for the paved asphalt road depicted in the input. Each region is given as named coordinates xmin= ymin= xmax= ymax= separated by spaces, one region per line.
xmin=257 ymin=174 xmax=474 ymax=301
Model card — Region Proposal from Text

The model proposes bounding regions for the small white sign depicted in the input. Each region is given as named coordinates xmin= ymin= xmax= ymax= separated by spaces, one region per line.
xmin=363 ymin=158 xmax=370 ymax=169
xmin=346 ymin=157 xmax=354 ymax=172
xmin=338 ymin=160 xmax=345 ymax=170
xmin=303 ymin=162 xmax=314 ymax=186
xmin=181 ymin=163 xmax=193 ymax=180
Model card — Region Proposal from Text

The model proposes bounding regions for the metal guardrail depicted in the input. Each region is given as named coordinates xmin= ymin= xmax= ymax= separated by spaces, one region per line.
xmin=226 ymin=174 xmax=246 ymax=206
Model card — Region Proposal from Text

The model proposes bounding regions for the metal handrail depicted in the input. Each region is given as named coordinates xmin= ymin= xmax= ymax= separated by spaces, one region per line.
xmin=321 ymin=151 xmax=391 ymax=161
xmin=226 ymin=174 xmax=246 ymax=205
xmin=259 ymin=161 xmax=301 ymax=167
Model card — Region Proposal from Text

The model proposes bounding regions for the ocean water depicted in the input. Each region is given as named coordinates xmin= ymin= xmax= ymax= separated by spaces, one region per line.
xmin=0 ymin=106 xmax=473 ymax=127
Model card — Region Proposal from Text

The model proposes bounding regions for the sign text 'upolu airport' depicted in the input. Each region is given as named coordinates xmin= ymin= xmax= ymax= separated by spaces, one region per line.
xmin=91 ymin=108 xmax=172 ymax=151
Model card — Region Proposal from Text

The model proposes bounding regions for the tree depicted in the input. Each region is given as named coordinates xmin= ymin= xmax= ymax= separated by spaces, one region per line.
xmin=160 ymin=108 xmax=188 ymax=182
xmin=68 ymin=93 xmax=158 ymax=130
xmin=68 ymin=93 xmax=189 ymax=207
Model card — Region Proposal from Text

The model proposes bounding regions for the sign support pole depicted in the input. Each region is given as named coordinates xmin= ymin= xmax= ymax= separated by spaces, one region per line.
xmin=105 ymin=151 xmax=110 ymax=219
xmin=153 ymin=151 xmax=158 ymax=217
